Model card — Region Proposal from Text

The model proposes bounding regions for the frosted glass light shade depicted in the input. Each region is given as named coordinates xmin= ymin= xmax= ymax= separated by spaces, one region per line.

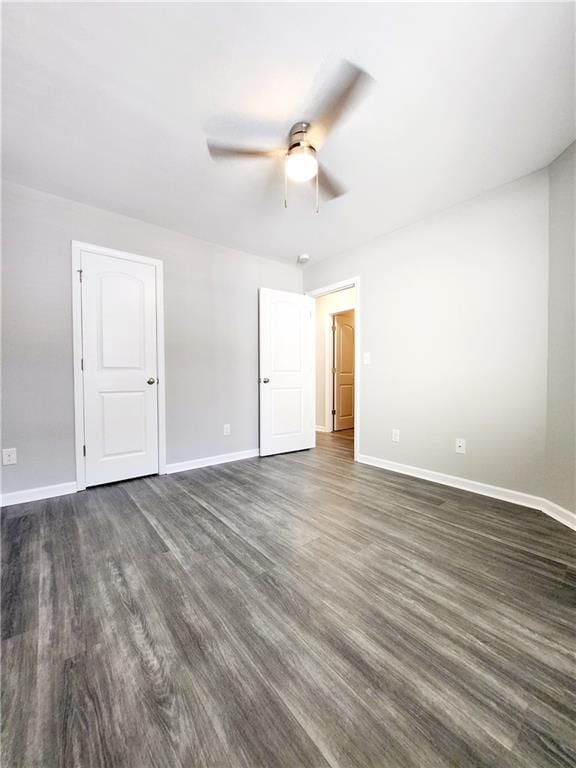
xmin=285 ymin=145 xmax=318 ymax=182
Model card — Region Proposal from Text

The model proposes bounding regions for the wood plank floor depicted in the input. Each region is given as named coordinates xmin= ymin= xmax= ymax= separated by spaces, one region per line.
xmin=2 ymin=432 xmax=575 ymax=767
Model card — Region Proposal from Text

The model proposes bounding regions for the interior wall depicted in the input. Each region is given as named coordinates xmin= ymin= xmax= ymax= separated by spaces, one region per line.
xmin=305 ymin=171 xmax=550 ymax=498
xmin=1 ymin=182 xmax=302 ymax=494
xmin=314 ymin=288 xmax=355 ymax=430
xmin=546 ymin=142 xmax=576 ymax=513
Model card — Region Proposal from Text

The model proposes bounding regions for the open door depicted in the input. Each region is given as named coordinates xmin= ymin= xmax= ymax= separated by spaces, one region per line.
xmin=259 ymin=288 xmax=315 ymax=456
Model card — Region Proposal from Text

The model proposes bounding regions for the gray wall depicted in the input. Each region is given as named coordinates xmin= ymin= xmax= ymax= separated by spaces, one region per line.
xmin=546 ymin=143 xmax=576 ymax=512
xmin=304 ymin=171 xmax=550 ymax=498
xmin=2 ymin=182 xmax=302 ymax=493
xmin=4 ymin=163 xmax=574 ymax=508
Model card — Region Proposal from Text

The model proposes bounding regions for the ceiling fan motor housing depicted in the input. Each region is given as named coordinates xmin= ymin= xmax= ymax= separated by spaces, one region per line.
xmin=289 ymin=121 xmax=315 ymax=152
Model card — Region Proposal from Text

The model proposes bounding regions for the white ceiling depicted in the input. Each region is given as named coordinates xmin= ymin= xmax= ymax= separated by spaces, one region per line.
xmin=3 ymin=3 xmax=574 ymax=263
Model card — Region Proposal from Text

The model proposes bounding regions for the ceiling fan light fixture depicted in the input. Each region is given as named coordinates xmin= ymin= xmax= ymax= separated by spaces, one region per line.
xmin=285 ymin=144 xmax=318 ymax=183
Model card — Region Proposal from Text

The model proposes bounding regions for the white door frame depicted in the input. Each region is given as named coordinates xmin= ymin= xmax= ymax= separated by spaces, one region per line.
xmin=71 ymin=241 xmax=167 ymax=491
xmin=307 ymin=278 xmax=360 ymax=462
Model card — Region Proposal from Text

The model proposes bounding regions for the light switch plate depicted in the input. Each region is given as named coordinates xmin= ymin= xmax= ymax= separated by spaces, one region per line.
xmin=363 ymin=352 xmax=371 ymax=365
xmin=392 ymin=429 xmax=400 ymax=443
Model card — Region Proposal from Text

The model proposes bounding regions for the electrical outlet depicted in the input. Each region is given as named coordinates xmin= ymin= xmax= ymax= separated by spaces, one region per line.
xmin=223 ymin=424 xmax=231 ymax=436
xmin=363 ymin=352 xmax=371 ymax=365
xmin=455 ymin=438 xmax=466 ymax=454
xmin=2 ymin=448 xmax=17 ymax=466
xmin=392 ymin=429 xmax=400 ymax=443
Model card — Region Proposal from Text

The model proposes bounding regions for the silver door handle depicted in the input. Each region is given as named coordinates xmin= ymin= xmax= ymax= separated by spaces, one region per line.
xmin=147 ymin=377 xmax=156 ymax=385
xmin=261 ymin=377 xmax=270 ymax=384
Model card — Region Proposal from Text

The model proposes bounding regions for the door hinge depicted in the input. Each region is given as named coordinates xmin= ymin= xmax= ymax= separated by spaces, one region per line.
xmin=80 ymin=358 xmax=84 ymax=371
xmin=332 ymin=368 xmax=336 ymax=374
xmin=77 ymin=269 xmax=83 ymax=283
xmin=332 ymin=409 xmax=336 ymax=416
xmin=83 ymin=445 xmax=86 ymax=457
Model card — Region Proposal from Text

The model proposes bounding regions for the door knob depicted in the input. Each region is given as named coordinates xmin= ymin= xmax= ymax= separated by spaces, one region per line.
xmin=262 ymin=377 xmax=270 ymax=383
xmin=147 ymin=377 xmax=156 ymax=385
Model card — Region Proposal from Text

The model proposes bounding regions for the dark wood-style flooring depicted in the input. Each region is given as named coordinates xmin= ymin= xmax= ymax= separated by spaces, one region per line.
xmin=2 ymin=432 xmax=575 ymax=767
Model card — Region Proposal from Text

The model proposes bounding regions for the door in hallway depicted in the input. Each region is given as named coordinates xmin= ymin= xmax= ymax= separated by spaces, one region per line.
xmin=333 ymin=310 xmax=355 ymax=431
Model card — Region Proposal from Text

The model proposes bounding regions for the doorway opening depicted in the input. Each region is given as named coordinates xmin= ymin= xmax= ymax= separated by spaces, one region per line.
xmin=308 ymin=279 xmax=360 ymax=462
xmin=331 ymin=309 xmax=355 ymax=433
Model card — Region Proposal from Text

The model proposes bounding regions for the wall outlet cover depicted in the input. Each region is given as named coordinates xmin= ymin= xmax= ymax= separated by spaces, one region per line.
xmin=2 ymin=448 xmax=17 ymax=466
xmin=392 ymin=429 xmax=400 ymax=443
xmin=223 ymin=424 xmax=231 ymax=436
xmin=455 ymin=438 xmax=466 ymax=454
xmin=363 ymin=352 xmax=371 ymax=365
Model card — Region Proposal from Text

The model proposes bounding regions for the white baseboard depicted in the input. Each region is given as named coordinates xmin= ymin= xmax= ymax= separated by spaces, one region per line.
xmin=539 ymin=498 xmax=576 ymax=531
xmin=358 ymin=454 xmax=538 ymax=507
xmin=166 ymin=448 xmax=259 ymax=475
xmin=358 ymin=453 xmax=576 ymax=531
xmin=3 ymin=453 xmax=574 ymax=533
xmin=0 ymin=450 xmax=259 ymax=508
xmin=1 ymin=481 xmax=78 ymax=508
xmin=315 ymin=425 xmax=329 ymax=433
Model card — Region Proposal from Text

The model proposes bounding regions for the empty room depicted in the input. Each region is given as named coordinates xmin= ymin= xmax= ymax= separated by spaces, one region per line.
xmin=1 ymin=2 xmax=575 ymax=767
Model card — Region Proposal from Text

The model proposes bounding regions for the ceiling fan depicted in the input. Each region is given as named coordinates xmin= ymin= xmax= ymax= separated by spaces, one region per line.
xmin=206 ymin=60 xmax=373 ymax=210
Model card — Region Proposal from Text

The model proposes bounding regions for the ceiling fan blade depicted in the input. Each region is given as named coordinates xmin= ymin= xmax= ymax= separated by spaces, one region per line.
xmin=207 ymin=141 xmax=284 ymax=161
xmin=316 ymin=164 xmax=347 ymax=200
xmin=307 ymin=60 xmax=373 ymax=148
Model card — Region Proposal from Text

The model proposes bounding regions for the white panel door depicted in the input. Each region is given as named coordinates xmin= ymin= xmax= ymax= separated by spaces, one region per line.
xmin=82 ymin=252 xmax=159 ymax=486
xmin=259 ymin=288 xmax=315 ymax=456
